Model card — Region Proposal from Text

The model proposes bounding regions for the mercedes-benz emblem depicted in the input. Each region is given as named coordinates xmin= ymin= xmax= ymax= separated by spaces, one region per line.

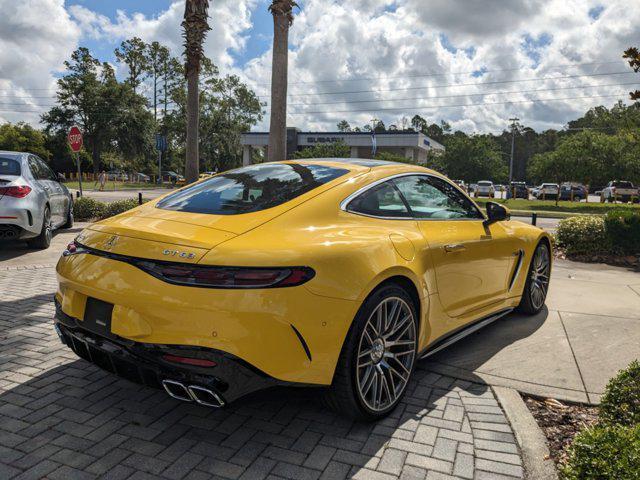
xmin=104 ymin=235 xmax=118 ymax=249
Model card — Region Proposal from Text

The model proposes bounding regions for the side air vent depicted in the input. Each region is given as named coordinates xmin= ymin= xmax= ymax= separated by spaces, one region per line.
xmin=290 ymin=325 xmax=312 ymax=361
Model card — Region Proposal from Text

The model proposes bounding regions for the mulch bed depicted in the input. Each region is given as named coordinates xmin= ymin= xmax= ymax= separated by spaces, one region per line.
xmin=554 ymin=248 xmax=640 ymax=270
xmin=524 ymin=395 xmax=599 ymax=466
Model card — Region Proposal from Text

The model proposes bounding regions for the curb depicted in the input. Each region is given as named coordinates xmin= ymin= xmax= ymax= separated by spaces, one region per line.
xmin=493 ymin=386 xmax=558 ymax=480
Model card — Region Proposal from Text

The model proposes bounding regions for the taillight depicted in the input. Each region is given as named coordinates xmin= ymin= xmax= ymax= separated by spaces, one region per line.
xmin=0 ymin=186 xmax=32 ymax=198
xmin=135 ymin=261 xmax=315 ymax=289
xmin=162 ymin=354 xmax=217 ymax=368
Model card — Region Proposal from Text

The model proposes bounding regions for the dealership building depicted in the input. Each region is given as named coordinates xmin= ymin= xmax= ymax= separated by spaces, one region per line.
xmin=240 ymin=128 xmax=445 ymax=165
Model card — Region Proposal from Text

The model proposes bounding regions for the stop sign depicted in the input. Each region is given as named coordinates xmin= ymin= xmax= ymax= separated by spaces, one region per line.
xmin=68 ymin=126 xmax=83 ymax=153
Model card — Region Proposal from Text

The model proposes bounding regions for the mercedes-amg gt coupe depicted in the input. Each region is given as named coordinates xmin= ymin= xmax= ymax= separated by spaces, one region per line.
xmin=54 ymin=159 xmax=552 ymax=420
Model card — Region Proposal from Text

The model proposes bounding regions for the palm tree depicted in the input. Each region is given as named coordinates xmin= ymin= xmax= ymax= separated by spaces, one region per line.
xmin=268 ymin=1 xmax=297 ymax=163
xmin=182 ymin=0 xmax=211 ymax=183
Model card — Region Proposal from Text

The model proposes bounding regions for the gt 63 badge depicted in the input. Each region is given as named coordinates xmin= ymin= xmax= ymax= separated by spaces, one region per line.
xmin=163 ymin=249 xmax=196 ymax=259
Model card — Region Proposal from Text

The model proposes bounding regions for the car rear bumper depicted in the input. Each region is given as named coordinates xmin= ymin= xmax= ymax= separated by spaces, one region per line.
xmin=0 ymin=207 xmax=38 ymax=238
xmin=55 ymin=249 xmax=358 ymax=386
xmin=54 ymin=298 xmax=284 ymax=404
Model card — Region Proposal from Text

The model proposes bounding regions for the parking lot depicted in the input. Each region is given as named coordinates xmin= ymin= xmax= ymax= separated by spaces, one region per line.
xmin=2 ymin=225 xmax=640 ymax=479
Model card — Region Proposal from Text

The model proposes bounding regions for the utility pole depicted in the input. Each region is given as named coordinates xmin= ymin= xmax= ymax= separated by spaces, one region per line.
xmin=508 ymin=117 xmax=519 ymax=183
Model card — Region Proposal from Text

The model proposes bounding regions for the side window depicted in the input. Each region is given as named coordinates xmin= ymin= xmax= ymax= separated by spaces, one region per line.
xmin=37 ymin=158 xmax=57 ymax=181
xmin=28 ymin=157 xmax=45 ymax=180
xmin=347 ymin=181 xmax=410 ymax=218
xmin=393 ymin=175 xmax=483 ymax=220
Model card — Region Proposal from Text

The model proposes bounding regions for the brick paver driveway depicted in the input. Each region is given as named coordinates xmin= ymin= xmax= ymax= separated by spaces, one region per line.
xmin=0 ymin=264 xmax=524 ymax=480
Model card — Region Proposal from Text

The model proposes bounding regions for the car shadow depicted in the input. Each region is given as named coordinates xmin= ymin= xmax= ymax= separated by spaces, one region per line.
xmin=0 ymin=292 xmax=550 ymax=478
xmin=0 ymin=225 xmax=83 ymax=262
xmin=423 ymin=308 xmax=549 ymax=385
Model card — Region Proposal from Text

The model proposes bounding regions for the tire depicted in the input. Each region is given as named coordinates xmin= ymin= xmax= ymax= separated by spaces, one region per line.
xmin=27 ymin=207 xmax=52 ymax=250
xmin=573 ymin=196 xmax=582 ymax=202
xmin=323 ymin=284 xmax=418 ymax=421
xmin=517 ymin=242 xmax=551 ymax=315
xmin=61 ymin=198 xmax=74 ymax=229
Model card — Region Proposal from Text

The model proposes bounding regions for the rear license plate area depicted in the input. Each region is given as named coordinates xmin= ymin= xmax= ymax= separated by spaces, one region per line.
xmin=83 ymin=297 xmax=114 ymax=337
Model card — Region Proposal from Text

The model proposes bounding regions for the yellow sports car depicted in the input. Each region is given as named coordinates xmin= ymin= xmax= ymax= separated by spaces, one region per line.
xmin=54 ymin=159 xmax=551 ymax=419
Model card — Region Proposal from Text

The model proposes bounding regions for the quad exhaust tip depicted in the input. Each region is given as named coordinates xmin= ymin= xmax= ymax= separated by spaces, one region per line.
xmin=161 ymin=379 xmax=225 ymax=408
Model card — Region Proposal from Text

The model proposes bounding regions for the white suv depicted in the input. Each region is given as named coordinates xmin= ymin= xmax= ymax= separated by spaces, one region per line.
xmin=475 ymin=180 xmax=495 ymax=198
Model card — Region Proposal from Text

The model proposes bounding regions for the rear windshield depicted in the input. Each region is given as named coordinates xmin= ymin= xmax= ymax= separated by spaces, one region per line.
xmin=157 ymin=163 xmax=349 ymax=215
xmin=0 ymin=157 xmax=20 ymax=176
xmin=613 ymin=181 xmax=634 ymax=188
xmin=478 ymin=181 xmax=492 ymax=186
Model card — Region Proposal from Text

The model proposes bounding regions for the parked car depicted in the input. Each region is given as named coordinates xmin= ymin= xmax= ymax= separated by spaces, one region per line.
xmin=162 ymin=170 xmax=185 ymax=183
xmin=199 ymin=172 xmax=217 ymax=180
xmin=107 ymin=170 xmax=127 ymax=181
xmin=559 ymin=183 xmax=588 ymax=202
xmin=532 ymin=183 xmax=559 ymax=200
xmin=132 ymin=172 xmax=150 ymax=183
xmin=0 ymin=151 xmax=73 ymax=248
xmin=55 ymin=159 xmax=552 ymax=419
xmin=452 ymin=180 xmax=467 ymax=192
xmin=475 ymin=180 xmax=495 ymax=198
xmin=601 ymin=180 xmax=639 ymax=203
xmin=506 ymin=182 xmax=529 ymax=199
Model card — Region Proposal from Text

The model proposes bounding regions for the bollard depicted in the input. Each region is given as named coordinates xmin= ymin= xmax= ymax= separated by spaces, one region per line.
xmin=138 ymin=192 xmax=143 ymax=205
xmin=76 ymin=191 xmax=80 ymax=199
xmin=531 ymin=213 xmax=537 ymax=226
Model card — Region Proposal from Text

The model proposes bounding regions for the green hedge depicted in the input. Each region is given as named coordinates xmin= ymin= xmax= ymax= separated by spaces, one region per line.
xmin=73 ymin=196 xmax=142 ymax=221
xmin=73 ymin=197 xmax=106 ymax=221
xmin=561 ymin=360 xmax=640 ymax=479
xmin=560 ymin=424 xmax=640 ymax=480
xmin=604 ymin=210 xmax=640 ymax=255
xmin=100 ymin=199 xmax=141 ymax=220
xmin=599 ymin=360 xmax=640 ymax=426
xmin=556 ymin=210 xmax=640 ymax=256
xmin=555 ymin=216 xmax=611 ymax=256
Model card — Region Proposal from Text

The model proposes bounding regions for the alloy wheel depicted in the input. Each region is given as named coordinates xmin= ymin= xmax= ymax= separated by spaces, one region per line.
xmin=530 ymin=245 xmax=550 ymax=310
xmin=356 ymin=297 xmax=416 ymax=412
xmin=43 ymin=209 xmax=52 ymax=243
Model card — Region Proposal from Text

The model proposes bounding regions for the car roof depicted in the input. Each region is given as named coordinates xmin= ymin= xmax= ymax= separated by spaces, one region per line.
xmin=0 ymin=151 xmax=27 ymax=160
xmin=278 ymin=158 xmax=437 ymax=176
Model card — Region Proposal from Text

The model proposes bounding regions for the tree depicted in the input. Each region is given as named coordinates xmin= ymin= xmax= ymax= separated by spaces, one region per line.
xmin=268 ymin=0 xmax=297 ymax=162
xmin=146 ymin=41 xmax=171 ymax=123
xmin=411 ymin=115 xmax=427 ymax=133
xmin=115 ymin=37 xmax=149 ymax=94
xmin=164 ymin=59 xmax=262 ymax=173
xmin=440 ymin=134 xmax=507 ymax=183
xmin=0 ymin=122 xmax=50 ymax=159
xmin=623 ymin=47 xmax=640 ymax=100
xmin=42 ymin=48 xmax=153 ymax=174
xmin=336 ymin=120 xmax=351 ymax=132
xmin=182 ymin=0 xmax=211 ymax=183
xmin=292 ymin=141 xmax=349 ymax=159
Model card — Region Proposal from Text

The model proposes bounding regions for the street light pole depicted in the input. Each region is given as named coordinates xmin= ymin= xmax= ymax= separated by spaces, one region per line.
xmin=508 ymin=117 xmax=519 ymax=183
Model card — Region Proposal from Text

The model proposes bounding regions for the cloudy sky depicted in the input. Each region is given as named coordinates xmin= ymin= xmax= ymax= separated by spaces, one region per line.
xmin=0 ymin=0 xmax=638 ymax=134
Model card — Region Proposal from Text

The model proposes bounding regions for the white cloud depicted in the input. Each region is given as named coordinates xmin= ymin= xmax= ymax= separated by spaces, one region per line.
xmin=69 ymin=0 xmax=257 ymax=72
xmin=0 ymin=0 xmax=638 ymax=134
xmin=0 ymin=0 xmax=81 ymax=124
xmin=243 ymin=0 xmax=639 ymax=133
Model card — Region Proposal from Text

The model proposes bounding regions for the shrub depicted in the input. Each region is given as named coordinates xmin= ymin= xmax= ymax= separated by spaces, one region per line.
xmin=73 ymin=197 xmax=105 ymax=221
xmin=555 ymin=216 xmax=611 ymax=256
xmin=599 ymin=359 xmax=640 ymax=426
xmin=98 ymin=198 xmax=141 ymax=220
xmin=604 ymin=209 xmax=640 ymax=255
xmin=560 ymin=424 xmax=640 ymax=480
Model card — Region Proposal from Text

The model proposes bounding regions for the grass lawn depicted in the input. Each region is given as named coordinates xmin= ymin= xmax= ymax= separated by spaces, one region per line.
xmin=62 ymin=181 xmax=169 ymax=191
xmin=474 ymin=198 xmax=640 ymax=216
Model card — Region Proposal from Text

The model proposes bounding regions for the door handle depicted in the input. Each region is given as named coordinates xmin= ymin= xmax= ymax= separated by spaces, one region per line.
xmin=444 ymin=244 xmax=466 ymax=253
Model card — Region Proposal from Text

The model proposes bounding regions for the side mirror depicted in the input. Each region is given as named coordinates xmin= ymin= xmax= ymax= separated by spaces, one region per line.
xmin=56 ymin=173 xmax=66 ymax=182
xmin=484 ymin=202 xmax=510 ymax=225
